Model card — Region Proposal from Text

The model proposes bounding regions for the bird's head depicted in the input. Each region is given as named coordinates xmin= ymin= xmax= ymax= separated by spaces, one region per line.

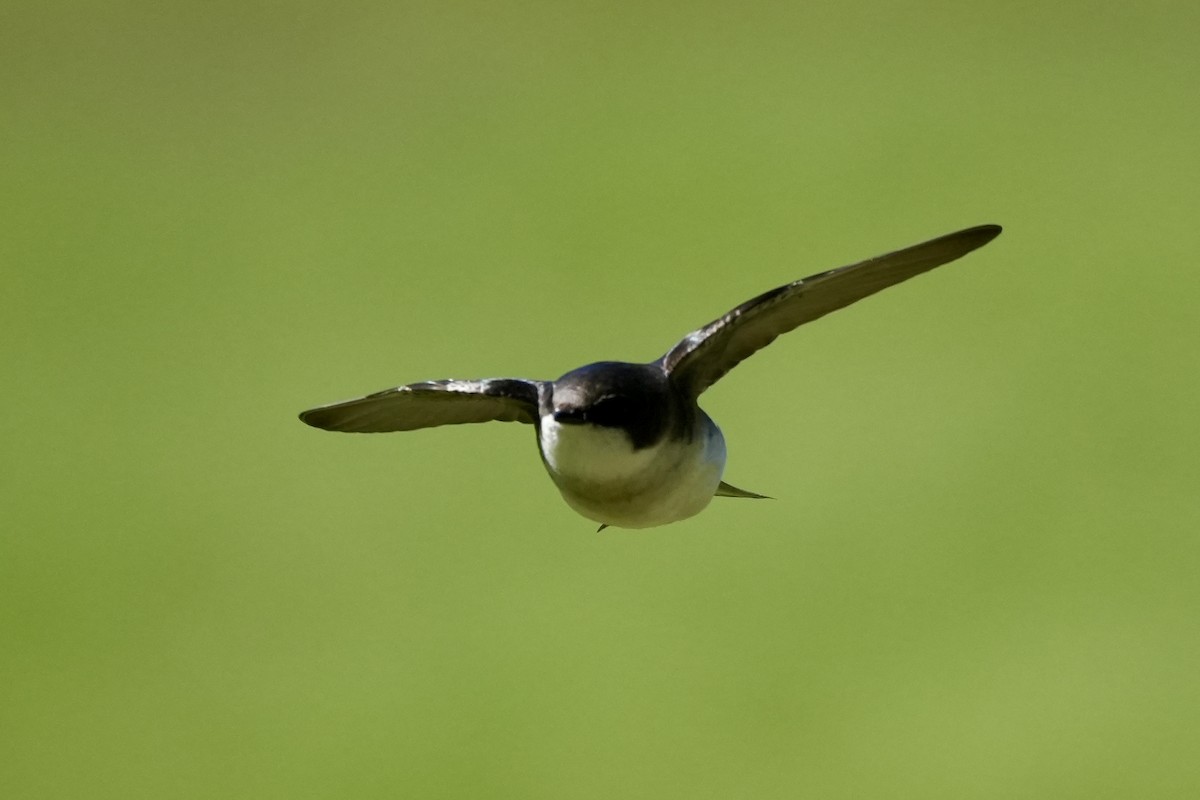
xmin=546 ymin=362 xmax=672 ymax=450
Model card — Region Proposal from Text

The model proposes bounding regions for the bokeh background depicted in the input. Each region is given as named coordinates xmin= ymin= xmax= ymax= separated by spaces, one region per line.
xmin=3 ymin=2 xmax=1198 ymax=797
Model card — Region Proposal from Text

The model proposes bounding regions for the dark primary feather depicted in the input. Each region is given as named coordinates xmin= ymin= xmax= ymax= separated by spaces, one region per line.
xmin=660 ymin=225 xmax=1002 ymax=396
xmin=299 ymin=378 xmax=543 ymax=433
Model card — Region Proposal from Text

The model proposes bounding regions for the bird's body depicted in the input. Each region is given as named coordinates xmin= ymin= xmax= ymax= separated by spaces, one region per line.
xmin=540 ymin=398 xmax=727 ymax=529
xmin=300 ymin=225 xmax=1002 ymax=530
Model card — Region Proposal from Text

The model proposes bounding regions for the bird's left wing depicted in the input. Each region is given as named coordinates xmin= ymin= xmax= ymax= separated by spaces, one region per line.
xmin=299 ymin=378 xmax=545 ymax=433
xmin=659 ymin=225 xmax=1002 ymax=396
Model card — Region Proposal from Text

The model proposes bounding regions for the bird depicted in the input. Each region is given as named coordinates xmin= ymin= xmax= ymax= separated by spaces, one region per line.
xmin=300 ymin=224 xmax=1002 ymax=530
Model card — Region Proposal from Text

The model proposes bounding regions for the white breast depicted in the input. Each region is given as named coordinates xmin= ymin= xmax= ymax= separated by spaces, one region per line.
xmin=538 ymin=413 xmax=727 ymax=529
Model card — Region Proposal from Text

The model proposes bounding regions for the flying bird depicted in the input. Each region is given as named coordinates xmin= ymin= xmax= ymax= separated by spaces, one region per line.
xmin=300 ymin=224 xmax=1002 ymax=530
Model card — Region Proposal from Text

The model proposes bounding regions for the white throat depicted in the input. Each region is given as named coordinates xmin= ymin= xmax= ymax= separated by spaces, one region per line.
xmin=539 ymin=417 xmax=656 ymax=482
xmin=538 ymin=412 xmax=727 ymax=529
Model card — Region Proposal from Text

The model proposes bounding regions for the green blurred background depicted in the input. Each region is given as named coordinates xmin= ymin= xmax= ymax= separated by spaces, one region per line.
xmin=3 ymin=2 xmax=1198 ymax=797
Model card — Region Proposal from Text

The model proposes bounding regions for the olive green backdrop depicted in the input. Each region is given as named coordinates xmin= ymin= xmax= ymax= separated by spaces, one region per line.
xmin=3 ymin=2 xmax=1197 ymax=797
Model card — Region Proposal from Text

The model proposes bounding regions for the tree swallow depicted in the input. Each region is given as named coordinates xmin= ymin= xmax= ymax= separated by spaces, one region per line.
xmin=300 ymin=224 xmax=1001 ymax=530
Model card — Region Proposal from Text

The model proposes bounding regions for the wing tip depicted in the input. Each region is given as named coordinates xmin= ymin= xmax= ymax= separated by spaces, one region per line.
xmin=298 ymin=406 xmax=335 ymax=430
xmin=926 ymin=223 xmax=1002 ymax=262
xmin=299 ymin=404 xmax=368 ymax=432
xmin=963 ymin=223 xmax=1003 ymax=247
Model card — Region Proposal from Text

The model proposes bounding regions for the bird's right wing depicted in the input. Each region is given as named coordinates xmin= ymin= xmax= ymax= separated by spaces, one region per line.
xmin=299 ymin=378 xmax=545 ymax=433
xmin=659 ymin=225 xmax=1002 ymax=396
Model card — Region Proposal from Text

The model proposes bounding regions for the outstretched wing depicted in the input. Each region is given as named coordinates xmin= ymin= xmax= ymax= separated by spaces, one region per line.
xmin=299 ymin=378 xmax=544 ymax=433
xmin=660 ymin=225 xmax=1002 ymax=396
